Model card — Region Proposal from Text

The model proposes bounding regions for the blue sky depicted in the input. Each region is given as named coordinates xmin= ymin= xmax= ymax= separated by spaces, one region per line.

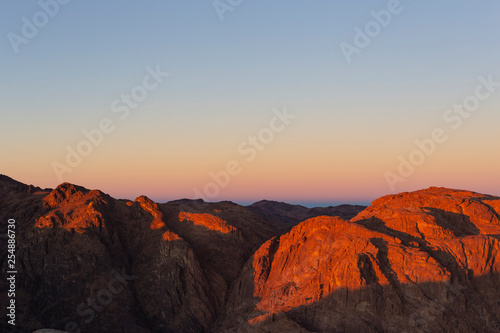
xmin=1 ymin=1 xmax=500 ymax=205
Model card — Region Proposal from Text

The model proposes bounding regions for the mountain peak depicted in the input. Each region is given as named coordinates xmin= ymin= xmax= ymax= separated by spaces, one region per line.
xmin=0 ymin=174 xmax=24 ymax=185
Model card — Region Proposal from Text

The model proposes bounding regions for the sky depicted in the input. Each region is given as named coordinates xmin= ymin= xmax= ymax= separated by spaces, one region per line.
xmin=1 ymin=1 xmax=500 ymax=206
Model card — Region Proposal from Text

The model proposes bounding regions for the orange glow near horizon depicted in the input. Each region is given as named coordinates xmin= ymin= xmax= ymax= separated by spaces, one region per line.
xmin=3 ymin=104 xmax=500 ymax=205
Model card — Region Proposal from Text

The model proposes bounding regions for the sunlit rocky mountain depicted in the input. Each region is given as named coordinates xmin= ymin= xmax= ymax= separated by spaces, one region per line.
xmin=1 ymin=175 xmax=499 ymax=332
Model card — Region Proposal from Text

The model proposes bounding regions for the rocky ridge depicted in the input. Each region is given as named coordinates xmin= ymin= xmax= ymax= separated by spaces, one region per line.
xmin=0 ymin=176 xmax=499 ymax=332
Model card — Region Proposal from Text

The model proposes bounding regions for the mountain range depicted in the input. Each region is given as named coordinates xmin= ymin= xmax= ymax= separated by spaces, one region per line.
xmin=0 ymin=175 xmax=499 ymax=332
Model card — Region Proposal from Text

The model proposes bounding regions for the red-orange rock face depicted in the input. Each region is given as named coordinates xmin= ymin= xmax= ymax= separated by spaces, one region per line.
xmin=35 ymin=183 xmax=110 ymax=233
xmin=162 ymin=230 xmax=182 ymax=241
xmin=134 ymin=195 xmax=166 ymax=230
xmin=218 ymin=187 xmax=500 ymax=332
xmin=178 ymin=212 xmax=237 ymax=233
xmin=352 ymin=187 xmax=500 ymax=279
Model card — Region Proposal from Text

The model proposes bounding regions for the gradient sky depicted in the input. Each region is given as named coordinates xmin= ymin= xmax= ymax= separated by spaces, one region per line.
xmin=1 ymin=1 xmax=500 ymax=206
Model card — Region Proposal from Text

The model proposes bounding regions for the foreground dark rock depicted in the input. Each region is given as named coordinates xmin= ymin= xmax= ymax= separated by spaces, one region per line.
xmin=0 ymin=176 xmax=499 ymax=332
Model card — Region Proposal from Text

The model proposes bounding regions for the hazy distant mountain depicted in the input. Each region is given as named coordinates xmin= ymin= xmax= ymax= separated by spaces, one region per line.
xmin=248 ymin=199 xmax=366 ymax=229
xmin=1 ymin=176 xmax=499 ymax=332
